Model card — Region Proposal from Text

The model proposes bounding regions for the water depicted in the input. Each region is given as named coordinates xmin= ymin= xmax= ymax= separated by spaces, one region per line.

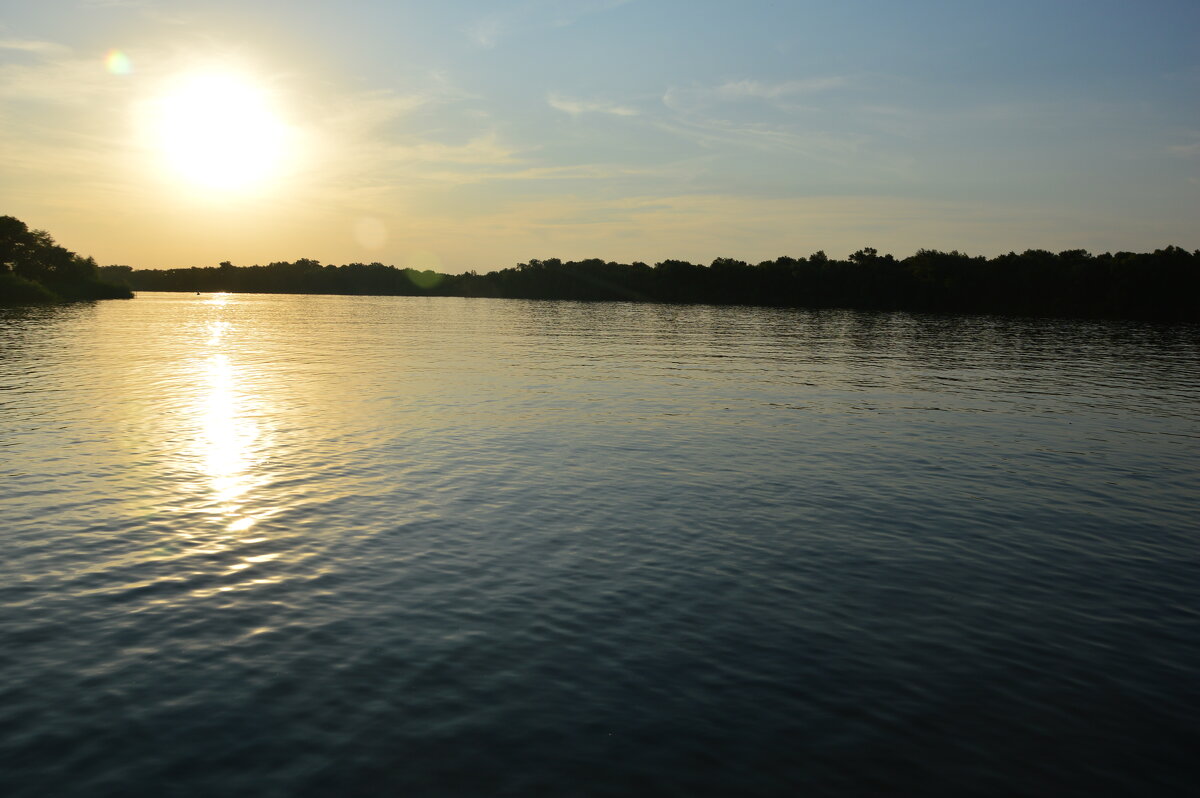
xmin=2 ymin=293 xmax=1198 ymax=796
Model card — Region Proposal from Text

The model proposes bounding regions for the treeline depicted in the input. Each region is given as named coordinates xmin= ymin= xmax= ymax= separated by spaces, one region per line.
xmin=111 ymin=247 xmax=1199 ymax=320
xmin=0 ymin=216 xmax=133 ymax=304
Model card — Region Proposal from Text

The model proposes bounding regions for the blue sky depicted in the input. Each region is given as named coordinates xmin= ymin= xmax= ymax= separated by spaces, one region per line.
xmin=1 ymin=0 xmax=1197 ymax=270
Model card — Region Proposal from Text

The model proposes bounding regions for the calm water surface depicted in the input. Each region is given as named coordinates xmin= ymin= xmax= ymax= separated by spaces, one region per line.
xmin=2 ymin=293 xmax=1198 ymax=796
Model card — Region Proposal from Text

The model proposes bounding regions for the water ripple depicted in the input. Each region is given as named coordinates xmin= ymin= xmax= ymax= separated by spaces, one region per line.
xmin=1 ymin=295 xmax=1198 ymax=796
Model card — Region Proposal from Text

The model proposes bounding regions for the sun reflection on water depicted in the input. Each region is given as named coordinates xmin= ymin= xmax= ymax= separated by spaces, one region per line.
xmin=190 ymin=300 xmax=270 ymax=534
xmin=203 ymin=353 xmax=254 ymax=503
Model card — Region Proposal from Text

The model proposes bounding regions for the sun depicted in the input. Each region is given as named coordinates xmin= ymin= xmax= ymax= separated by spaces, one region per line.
xmin=150 ymin=71 xmax=293 ymax=193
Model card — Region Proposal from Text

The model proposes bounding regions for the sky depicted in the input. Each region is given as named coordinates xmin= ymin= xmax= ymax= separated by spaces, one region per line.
xmin=1 ymin=0 xmax=1198 ymax=272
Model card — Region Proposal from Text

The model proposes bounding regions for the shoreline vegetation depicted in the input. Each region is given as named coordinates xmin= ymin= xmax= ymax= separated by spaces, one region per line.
xmin=111 ymin=247 xmax=1198 ymax=321
xmin=0 ymin=216 xmax=132 ymax=305
xmin=4 ymin=215 xmax=1195 ymax=319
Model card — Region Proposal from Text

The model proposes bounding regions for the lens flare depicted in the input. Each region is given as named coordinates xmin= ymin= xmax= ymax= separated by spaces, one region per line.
xmin=405 ymin=251 xmax=444 ymax=289
xmin=105 ymin=49 xmax=132 ymax=75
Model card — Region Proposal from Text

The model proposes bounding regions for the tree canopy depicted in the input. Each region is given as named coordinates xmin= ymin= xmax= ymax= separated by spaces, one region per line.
xmin=0 ymin=215 xmax=132 ymax=304
xmin=6 ymin=211 xmax=1193 ymax=319
xmin=113 ymin=246 xmax=1199 ymax=321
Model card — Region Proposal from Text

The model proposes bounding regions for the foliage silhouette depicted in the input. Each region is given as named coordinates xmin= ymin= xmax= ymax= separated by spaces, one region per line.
xmin=0 ymin=216 xmax=133 ymax=304
xmin=119 ymin=246 xmax=1199 ymax=321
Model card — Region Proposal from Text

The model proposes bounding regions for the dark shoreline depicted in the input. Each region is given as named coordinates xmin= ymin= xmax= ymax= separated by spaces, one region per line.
xmin=108 ymin=246 xmax=1199 ymax=322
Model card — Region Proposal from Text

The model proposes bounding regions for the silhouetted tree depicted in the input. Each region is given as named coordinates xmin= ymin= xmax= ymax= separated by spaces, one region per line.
xmin=106 ymin=243 xmax=1200 ymax=321
xmin=0 ymin=215 xmax=132 ymax=304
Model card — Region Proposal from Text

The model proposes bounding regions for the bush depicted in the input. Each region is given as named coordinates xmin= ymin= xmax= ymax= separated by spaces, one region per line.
xmin=0 ymin=271 xmax=59 ymax=304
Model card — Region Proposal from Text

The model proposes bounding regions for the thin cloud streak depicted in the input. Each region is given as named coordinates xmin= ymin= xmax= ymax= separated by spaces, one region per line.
xmin=714 ymin=76 xmax=848 ymax=100
xmin=0 ymin=39 xmax=70 ymax=55
xmin=466 ymin=0 xmax=635 ymax=47
xmin=547 ymin=92 xmax=638 ymax=116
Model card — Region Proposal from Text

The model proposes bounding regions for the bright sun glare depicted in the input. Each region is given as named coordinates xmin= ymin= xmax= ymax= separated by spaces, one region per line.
xmin=151 ymin=72 xmax=292 ymax=192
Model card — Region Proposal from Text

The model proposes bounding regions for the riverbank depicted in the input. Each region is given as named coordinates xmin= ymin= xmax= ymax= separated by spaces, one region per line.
xmin=113 ymin=246 xmax=1200 ymax=322
xmin=0 ymin=216 xmax=133 ymax=305
xmin=0 ymin=271 xmax=133 ymax=305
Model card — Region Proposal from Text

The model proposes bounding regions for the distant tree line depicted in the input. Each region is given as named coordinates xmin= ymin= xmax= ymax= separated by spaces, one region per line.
xmin=109 ymin=246 xmax=1199 ymax=320
xmin=0 ymin=215 xmax=132 ymax=304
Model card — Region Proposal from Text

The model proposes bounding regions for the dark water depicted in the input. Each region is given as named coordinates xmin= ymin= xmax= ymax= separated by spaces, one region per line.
xmin=2 ymin=293 xmax=1198 ymax=796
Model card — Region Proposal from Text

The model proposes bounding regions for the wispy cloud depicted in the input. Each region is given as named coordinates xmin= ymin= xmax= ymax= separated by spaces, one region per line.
xmin=391 ymin=133 xmax=520 ymax=167
xmin=547 ymin=0 xmax=635 ymax=26
xmin=713 ymin=77 xmax=847 ymax=101
xmin=78 ymin=0 xmax=151 ymax=7
xmin=466 ymin=0 xmax=635 ymax=48
xmin=419 ymin=162 xmax=670 ymax=188
xmin=650 ymin=115 xmax=872 ymax=167
xmin=853 ymin=97 xmax=1130 ymax=144
xmin=0 ymin=51 xmax=151 ymax=219
xmin=297 ymin=83 xmax=528 ymax=206
xmin=663 ymin=76 xmax=850 ymax=115
xmin=658 ymin=79 xmax=878 ymax=166
xmin=0 ymin=38 xmax=130 ymax=108
xmin=0 ymin=39 xmax=70 ymax=55
xmin=1167 ymin=132 xmax=1200 ymax=158
xmin=547 ymin=92 xmax=637 ymax=117
xmin=466 ymin=17 xmax=504 ymax=48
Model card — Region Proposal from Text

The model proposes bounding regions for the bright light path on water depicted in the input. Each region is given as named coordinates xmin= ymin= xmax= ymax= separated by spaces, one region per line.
xmin=191 ymin=295 xmax=269 ymax=536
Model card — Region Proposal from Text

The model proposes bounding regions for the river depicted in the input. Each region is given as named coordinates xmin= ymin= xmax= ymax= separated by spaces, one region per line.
xmin=2 ymin=292 xmax=1198 ymax=796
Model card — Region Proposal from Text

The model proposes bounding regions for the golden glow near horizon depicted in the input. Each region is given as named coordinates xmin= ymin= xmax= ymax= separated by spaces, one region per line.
xmin=148 ymin=71 xmax=294 ymax=194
